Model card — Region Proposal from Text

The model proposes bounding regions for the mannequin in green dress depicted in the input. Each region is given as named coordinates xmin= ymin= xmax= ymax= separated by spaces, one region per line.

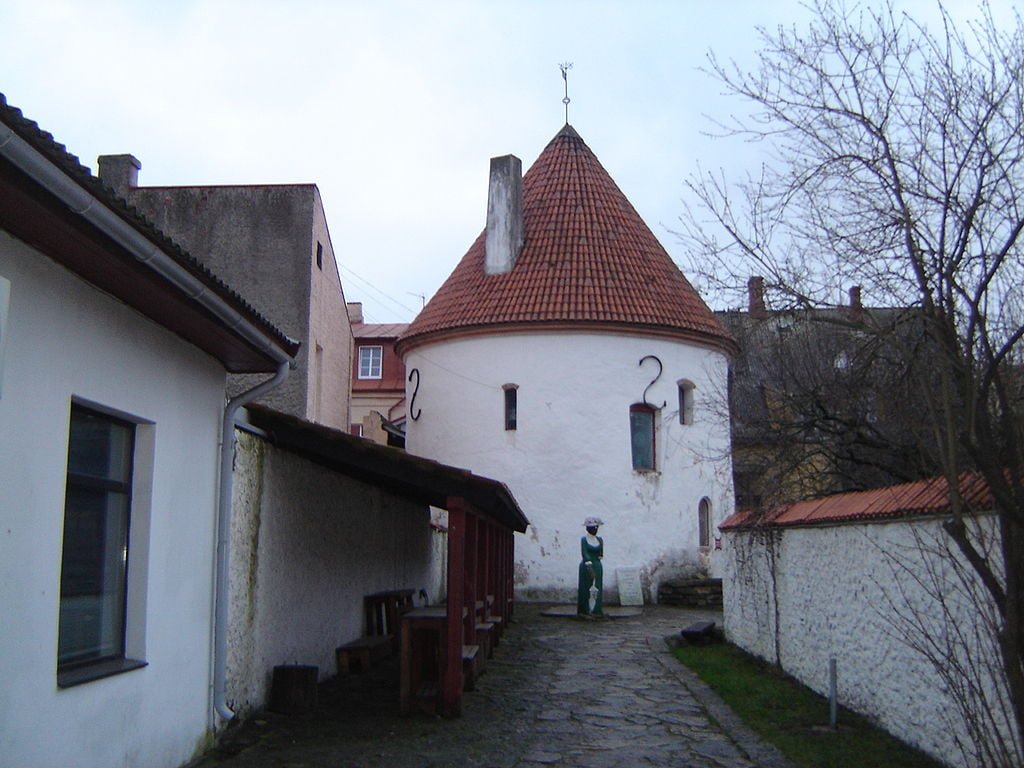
xmin=577 ymin=517 xmax=604 ymax=616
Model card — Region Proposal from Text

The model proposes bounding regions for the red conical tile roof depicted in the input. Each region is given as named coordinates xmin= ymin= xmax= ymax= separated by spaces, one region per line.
xmin=398 ymin=125 xmax=734 ymax=354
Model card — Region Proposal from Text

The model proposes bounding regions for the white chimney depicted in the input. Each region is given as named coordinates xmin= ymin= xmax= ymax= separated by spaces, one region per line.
xmin=485 ymin=155 xmax=524 ymax=275
xmin=97 ymin=154 xmax=141 ymax=197
xmin=346 ymin=302 xmax=364 ymax=324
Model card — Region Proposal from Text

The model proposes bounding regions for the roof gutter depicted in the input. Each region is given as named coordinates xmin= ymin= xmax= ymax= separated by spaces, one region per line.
xmin=0 ymin=120 xmax=298 ymax=725
xmin=0 ymin=122 xmax=294 ymax=367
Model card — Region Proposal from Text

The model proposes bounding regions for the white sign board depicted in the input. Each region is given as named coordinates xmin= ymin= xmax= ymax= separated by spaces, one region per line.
xmin=616 ymin=567 xmax=644 ymax=606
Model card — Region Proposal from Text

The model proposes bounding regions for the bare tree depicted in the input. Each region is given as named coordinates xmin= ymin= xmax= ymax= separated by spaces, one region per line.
xmin=722 ymin=299 xmax=937 ymax=507
xmin=681 ymin=2 xmax=1024 ymax=763
xmin=873 ymin=518 xmax=1017 ymax=767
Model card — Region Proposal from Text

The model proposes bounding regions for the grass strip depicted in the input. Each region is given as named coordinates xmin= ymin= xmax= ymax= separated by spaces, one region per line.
xmin=672 ymin=642 xmax=944 ymax=768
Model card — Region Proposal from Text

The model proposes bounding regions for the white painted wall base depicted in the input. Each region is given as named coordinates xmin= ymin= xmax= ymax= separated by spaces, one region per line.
xmin=723 ymin=517 xmax=1015 ymax=768
xmin=227 ymin=431 xmax=446 ymax=714
xmin=1 ymin=231 xmax=226 ymax=768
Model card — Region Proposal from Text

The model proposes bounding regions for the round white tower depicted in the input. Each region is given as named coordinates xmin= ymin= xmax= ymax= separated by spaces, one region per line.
xmin=398 ymin=125 xmax=735 ymax=602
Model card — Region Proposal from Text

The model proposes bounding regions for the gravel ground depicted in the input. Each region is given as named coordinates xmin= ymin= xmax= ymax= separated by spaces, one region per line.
xmin=189 ymin=604 xmax=792 ymax=768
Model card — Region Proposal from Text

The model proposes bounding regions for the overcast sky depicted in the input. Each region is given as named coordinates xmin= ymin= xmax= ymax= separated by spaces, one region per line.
xmin=1 ymin=1 xmax=1009 ymax=322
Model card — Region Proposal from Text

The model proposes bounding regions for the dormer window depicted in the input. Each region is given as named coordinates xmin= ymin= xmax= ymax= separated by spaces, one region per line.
xmin=358 ymin=346 xmax=383 ymax=379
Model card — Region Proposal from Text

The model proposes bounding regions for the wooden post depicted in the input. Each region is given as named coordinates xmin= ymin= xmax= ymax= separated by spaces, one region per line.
xmin=443 ymin=497 xmax=466 ymax=716
xmin=481 ymin=520 xmax=493 ymax=611
xmin=464 ymin=512 xmax=478 ymax=648
xmin=399 ymin=614 xmax=412 ymax=714
xmin=506 ymin=528 xmax=515 ymax=618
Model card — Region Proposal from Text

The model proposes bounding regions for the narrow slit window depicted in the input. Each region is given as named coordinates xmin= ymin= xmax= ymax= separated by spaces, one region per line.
xmin=315 ymin=241 xmax=323 ymax=270
xmin=698 ymin=497 xmax=711 ymax=548
xmin=503 ymin=385 xmax=518 ymax=431
xmin=629 ymin=403 xmax=656 ymax=471
xmin=678 ymin=380 xmax=695 ymax=425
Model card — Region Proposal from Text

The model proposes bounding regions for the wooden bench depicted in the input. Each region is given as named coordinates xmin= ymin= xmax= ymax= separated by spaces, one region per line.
xmin=484 ymin=594 xmax=503 ymax=644
xmin=473 ymin=599 xmax=495 ymax=660
xmin=365 ymin=589 xmax=415 ymax=651
xmin=462 ymin=644 xmax=480 ymax=691
xmin=475 ymin=620 xmax=496 ymax=659
xmin=335 ymin=634 xmax=392 ymax=674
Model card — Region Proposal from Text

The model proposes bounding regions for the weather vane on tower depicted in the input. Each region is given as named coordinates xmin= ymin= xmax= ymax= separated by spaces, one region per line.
xmin=559 ymin=61 xmax=573 ymax=124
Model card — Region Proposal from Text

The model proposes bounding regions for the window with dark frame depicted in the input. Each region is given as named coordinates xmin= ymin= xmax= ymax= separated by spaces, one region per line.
xmin=629 ymin=403 xmax=656 ymax=471
xmin=698 ymin=497 xmax=712 ymax=548
xmin=503 ymin=385 xmax=518 ymax=430
xmin=358 ymin=345 xmax=383 ymax=379
xmin=58 ymin=405 xmax=135 ymax=674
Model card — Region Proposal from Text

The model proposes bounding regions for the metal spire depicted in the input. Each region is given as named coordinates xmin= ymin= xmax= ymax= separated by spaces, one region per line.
xmin=559 ymin=61 xmax=573 ymax=124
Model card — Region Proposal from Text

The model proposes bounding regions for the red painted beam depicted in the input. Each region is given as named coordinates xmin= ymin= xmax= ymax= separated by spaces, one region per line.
xmin=443 ymin=497 xmax=466 ymax=716
xmin=464 ymin=512 xmax=478 ymax=647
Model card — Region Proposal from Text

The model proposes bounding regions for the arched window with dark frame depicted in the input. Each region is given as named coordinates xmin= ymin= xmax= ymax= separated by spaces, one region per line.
xmin=629 ymin=403 xmax=656 ymax=471
xmin=678 ymin=379 xmax=696 ymax=425
xmin=503 ymin=384 xmax=518 ymax=431
xmin=698 ymin=497 xmax=712 ymax=548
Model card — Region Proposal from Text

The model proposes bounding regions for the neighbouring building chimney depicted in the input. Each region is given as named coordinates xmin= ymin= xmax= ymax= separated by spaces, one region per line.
xmin=346 ymin=302 xmax=364 ymax=324
xmin=485 ymin=154 xmax=524 ymax=275
xmin=747 ymin=276 xmax=767 ymax=318
xmin=97 ymin=154 xmax=141 ymax=197
xmin=848 ymin=285 xmax=863 ymax=321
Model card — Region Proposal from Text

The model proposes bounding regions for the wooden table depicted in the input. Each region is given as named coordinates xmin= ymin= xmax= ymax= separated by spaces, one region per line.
xmin=399 ymin=606 xmax=467 ymax=716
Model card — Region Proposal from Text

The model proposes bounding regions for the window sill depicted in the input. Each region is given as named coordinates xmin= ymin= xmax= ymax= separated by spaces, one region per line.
xmin=58 ymin=657 xmax=147 ymax=688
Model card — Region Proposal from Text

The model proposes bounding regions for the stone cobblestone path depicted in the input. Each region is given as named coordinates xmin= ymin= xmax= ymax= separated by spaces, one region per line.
xmin=193 ymin=604 xmax=793 ymax=768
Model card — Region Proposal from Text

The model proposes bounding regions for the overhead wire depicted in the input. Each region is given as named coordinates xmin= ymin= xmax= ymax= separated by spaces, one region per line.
xmin=338 ymin=262 xmax=419 ymax=319
xmin=338 ymin=261 xmax=496 ymax=389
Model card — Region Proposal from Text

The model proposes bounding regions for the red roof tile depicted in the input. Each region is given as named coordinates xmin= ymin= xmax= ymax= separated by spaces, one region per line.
xmin=398 ymin=125 xmax=734 ymax=354
xmin=719 ymin=472 xmax=994 ymax=530
xmin=353 ymin=323 xmax=408 ymax=339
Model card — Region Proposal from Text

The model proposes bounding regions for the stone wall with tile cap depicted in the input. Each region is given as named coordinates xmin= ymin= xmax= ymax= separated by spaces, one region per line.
xmin=723 ymin=515 xmax=1012 ymax=768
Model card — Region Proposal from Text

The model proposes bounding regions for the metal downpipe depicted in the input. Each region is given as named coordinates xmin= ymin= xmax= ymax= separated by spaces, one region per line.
xmin=213 ymin=361 xmax=291 ymax=723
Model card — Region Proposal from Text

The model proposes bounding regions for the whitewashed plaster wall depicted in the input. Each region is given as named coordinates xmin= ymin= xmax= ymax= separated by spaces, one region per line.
xmin=404 ymin=331 xmax=734 ymax=602
xmin=125 ymin=183 xmax=353 ymax=431
xmin=722 ymin=517 xmax=1013 ymax=768
xmin=227 ymin=431 xmax=446 ymax=714
xmin=0 ymin=232 xmax=226 ymax=768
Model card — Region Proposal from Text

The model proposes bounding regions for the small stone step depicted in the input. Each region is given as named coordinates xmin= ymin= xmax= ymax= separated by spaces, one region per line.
xmin=657 ymin=578 xmax=723 ymax=608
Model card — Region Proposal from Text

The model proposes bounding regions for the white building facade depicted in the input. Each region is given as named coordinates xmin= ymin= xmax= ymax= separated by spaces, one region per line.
xmin=1 ymin=236 xmax=226 ymax=767
xmin=399 ymin=126 xmax=735 ymax=602
xmin=0 ymin=95 xmax=297 ymax=768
